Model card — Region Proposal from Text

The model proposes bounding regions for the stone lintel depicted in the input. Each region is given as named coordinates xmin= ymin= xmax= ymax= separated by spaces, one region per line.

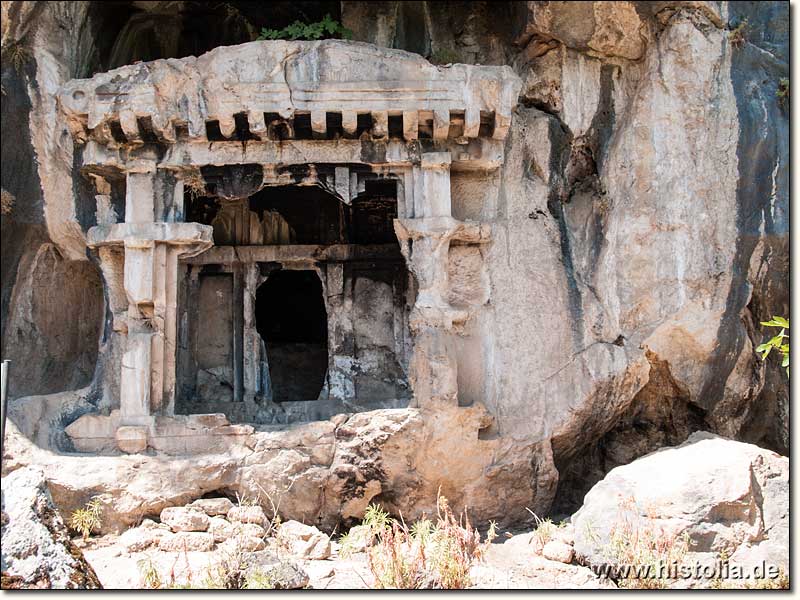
xmin=182 ymin=243 xmax=403 ymax=266
xmin=79 ymin=138 xmax=506 ymax=172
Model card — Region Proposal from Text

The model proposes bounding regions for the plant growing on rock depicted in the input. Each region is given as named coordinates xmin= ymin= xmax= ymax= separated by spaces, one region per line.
xmin=728 ymin=18 xmax=748 ymax=48
xmin=257 ymin=14 xmax=353 ymax=41
xmin=182 ymin=170 xmax=206 ymax=199
xmin=777 ymin=78 xmax=789 ymax=108
xmin=69 ymin=497 xmax=103 ymax=540
xmin=756 ymin=316 xmax=789 ymax=378
xmin=1 ymin=40 xmax=31 ymax=74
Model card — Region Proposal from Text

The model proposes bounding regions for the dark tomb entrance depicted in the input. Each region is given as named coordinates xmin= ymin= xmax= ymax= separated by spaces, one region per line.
xmin=255 ymin=270 xmax=328 ymax=402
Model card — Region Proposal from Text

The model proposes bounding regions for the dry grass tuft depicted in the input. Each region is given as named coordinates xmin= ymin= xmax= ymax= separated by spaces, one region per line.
xmin=363 ymin=492 xmax=496 ymax=589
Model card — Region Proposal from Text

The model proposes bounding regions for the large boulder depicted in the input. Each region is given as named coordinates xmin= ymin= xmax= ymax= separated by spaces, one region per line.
xmin=572 ymin=433 xmax=788 ymax=586
xmin=0 ymin=467 xmax=101 ymax=589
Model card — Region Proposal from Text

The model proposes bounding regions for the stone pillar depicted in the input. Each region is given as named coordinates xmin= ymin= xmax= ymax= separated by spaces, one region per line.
xmin=395 ymin=152 xmax=491 ymax=409
xmin=325 ymin=263 xmax=356 ymax=403
xmin=88 ymin=168 xmax=213 ymax=452
xmin=412 ymin=152 xmax=452 ymax=218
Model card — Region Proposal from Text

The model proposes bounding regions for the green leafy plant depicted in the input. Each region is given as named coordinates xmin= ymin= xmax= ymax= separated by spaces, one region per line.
xmin=364 ymin=502 xmax=392 ymax=531
xmin=756 ymin=316 xmax=789 ymax=378
xmin=728 ymin=18 xmax=748 ymax=48
xmin=257 ymin=14 xmax=353 ymax=41
xmin=69 ymin=497 xmax=103 ymax=540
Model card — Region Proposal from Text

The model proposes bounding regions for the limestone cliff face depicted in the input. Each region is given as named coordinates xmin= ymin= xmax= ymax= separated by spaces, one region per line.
xmin=0 ymin=1 xmax=789 ymax=525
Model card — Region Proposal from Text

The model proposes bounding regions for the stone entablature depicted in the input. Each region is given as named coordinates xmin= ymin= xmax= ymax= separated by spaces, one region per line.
xmin=58 ymin=40 xmax=522 ymax=454
xmin=59 ymin=40 xmax=521 ymax=147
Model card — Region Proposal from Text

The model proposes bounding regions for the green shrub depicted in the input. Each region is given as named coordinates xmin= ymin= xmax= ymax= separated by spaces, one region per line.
xmin=69 ymin=497 xmax=103 ymax=540
xmin=257 ymin=14 xmax=352 ymax=41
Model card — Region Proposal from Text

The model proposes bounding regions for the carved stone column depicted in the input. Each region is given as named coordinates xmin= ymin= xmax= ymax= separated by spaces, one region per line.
xmin=88 ymin=168 xmax=212 ymax=452
xmin=396 ymin=153 xmax=491 ymax=408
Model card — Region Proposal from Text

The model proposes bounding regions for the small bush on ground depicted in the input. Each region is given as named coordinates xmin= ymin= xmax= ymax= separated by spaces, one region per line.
xmin=525 ymin=508 xmax=566 ymax=549
xmin=360 ymin=492 xmax=496 ymax=589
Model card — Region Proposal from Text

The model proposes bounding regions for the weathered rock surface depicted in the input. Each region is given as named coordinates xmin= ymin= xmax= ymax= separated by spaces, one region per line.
xmin=227 ymin=505 xmax=269 ymax=527
xmin=279 ymin=521 xmax=332 ymax=560
xmin=159 ymin=507 xmax=209 ymax=532
xmin=246 ymin=552 xmax=310 ymax=590
xmin=0 ymin=467 xmax=101 ymax=589
xmin=220 ymin=536 xmax=265 ymax=554
xmin=118 ymin=526 xmax=170 ymax=553
xmin=572 ymin=432 xmax=788 ymax=581
xmin=542 ymin=540 xmax=574 ymax=564
xmin=158 ymin=531 xmax=215 ymax=552
xmin=207 ymin=516 xmax=236 ymax=543
xmin=188 ymin=497 xmax=234 ymax=517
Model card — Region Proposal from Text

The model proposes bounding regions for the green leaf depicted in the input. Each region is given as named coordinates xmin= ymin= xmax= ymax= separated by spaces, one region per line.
xmin=781 ymin=354 xmax=789 ymax=367
xmin=768 ymin=331 xmax=785 ymax=346
xmin=761 ymin=317 xmax=790 ymax=329
xmin=772 ymin=316 xmax=790 ymax=328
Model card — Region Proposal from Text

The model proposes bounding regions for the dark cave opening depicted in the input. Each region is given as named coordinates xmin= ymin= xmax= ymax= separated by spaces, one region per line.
xmin=255 ymin=270 xmax=328 ymax=402
xmin=100 ymin=1 xmax=341 ymax=70
xmin=186 ymin=176 xmax=400 ymax=247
